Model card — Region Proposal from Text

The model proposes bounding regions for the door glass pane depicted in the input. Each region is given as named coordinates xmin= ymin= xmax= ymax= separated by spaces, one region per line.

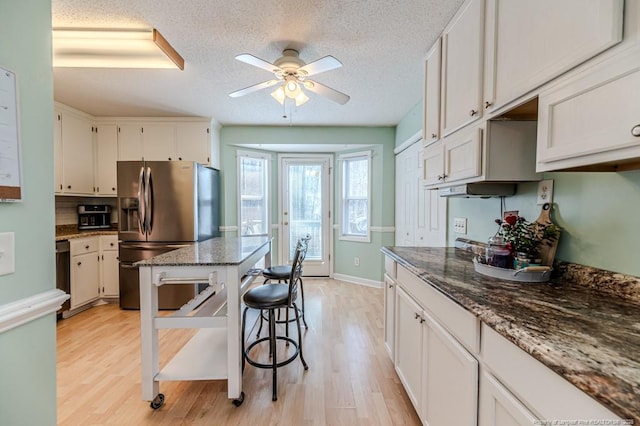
xmin=240 ymin=156 xmax=267 ymax=236
xmin=288 ymin=163 xmax=322 ymax=261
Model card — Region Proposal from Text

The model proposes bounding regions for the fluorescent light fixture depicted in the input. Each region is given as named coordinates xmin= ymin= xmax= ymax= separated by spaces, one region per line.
xmin=52 ymin=28 xmax=184 ymax=70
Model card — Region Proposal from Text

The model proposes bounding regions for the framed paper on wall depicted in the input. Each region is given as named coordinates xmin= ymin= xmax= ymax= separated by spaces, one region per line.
xmin=0 ymin=66 xmax=22 ymax=201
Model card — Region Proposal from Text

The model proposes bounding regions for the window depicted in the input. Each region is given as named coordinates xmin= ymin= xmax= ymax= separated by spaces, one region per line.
xmin=339 ymin=151 xmax=371 ymax=242
xmin=238 ymin=151 xmax=269 ymax=236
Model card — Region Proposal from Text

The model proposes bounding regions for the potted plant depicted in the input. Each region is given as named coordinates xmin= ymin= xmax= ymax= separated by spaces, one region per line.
xmin=494 ymin=215 xmax=560 ymax=268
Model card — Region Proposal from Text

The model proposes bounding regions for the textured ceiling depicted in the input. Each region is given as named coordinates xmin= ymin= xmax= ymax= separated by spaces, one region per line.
xmin=52 ymin=0 xmax=465 ymax=126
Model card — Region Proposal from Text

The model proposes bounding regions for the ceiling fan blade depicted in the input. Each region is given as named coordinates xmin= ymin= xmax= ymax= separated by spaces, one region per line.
xmin=298 ymin=56 xmax=343 ymax=77
xmin=235 ymin=54 xmax=282 ymax=74
xmin=304 ymin=80 xmax=350 ymax=105
xmin=229 ymin=79 xmax=281 ymax=98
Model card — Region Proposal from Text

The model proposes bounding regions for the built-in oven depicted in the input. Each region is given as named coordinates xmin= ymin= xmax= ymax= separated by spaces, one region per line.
xmin=55 ymin=240 xmax=70 ymax=319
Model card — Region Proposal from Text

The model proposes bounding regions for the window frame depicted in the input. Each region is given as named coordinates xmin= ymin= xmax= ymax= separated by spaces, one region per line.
xmin=237 ymin=150 xmax=270 ymax=237
xmin=338 ymin=150 xmax=372 ymax=243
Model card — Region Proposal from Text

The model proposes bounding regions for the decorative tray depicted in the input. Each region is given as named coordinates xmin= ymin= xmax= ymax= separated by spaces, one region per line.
xmin=473 ymin=258 xmax=552 ymax=283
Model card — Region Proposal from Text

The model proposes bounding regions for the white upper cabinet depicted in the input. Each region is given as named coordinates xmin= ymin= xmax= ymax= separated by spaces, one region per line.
xmin=54 ymin=110 xmax=63 ymax=193
xmin=483 ymin=0 xmax=624 ymax=114
xmin=141 ymin=123 xmax=176 ymax=161
xmin=176 ymin=122 xmax=211 ymax=164
xmin=423 ymin=39 xmax=442 ymax=146
xmin=117 ymin=124 xmax=144 ymax=161
xmin=60 ymin=109 xmax=94 ymax=195
xmin=95 ymin=123 xmax=118 ymax=195
xmin=440 ymin=0 xmax=484 ymax=137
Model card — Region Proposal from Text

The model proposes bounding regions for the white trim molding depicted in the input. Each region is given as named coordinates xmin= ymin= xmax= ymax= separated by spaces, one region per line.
xmin=332 ymin=273 xmax=383 ymax=289
xmin=370 ymin=226 xmax=396 ymax=233
xmin=394 ymin=130 xmax=422 ymax=154
xmin=0 ymin=289 xmax=69 ymax=334
xmin=219 ymin=225 xmax=238 ymax=232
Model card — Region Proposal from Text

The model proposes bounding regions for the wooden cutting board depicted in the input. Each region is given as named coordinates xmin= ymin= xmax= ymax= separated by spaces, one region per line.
xmin=535 ymin=202 xmax=560 ymax=267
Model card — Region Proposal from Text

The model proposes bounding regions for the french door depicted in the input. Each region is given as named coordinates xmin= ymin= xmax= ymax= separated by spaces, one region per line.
xmin=279 ymin=155 xmax=331 ymax=276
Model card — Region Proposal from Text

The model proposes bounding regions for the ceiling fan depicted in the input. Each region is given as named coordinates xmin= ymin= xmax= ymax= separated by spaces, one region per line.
xmin=229 ymin=49 xmax=350 ymax=106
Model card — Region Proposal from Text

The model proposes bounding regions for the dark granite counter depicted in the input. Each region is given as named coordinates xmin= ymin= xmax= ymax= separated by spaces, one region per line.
xmin=381 ymin=246 xmax=640 ymax=422
xmin=55 ymin=224 xmax=117 ymax=241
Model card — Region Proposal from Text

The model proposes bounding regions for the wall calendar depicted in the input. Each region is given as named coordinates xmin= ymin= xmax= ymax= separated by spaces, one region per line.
xmin=0 ymin=66 xmax=22 ymax=201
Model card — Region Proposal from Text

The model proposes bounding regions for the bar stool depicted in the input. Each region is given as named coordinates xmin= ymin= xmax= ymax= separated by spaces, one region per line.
xmin=257 ymin=234 xmax=311 ymax=336
xmin=241 ymin=240 xmax=309 ymax=401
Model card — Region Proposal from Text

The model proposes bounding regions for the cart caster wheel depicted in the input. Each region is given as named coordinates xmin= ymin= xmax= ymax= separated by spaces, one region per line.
xmin=232 ymin=391 xmax=245 ymax=407
xmin=150 ymin=393 xmax=165 ymax=410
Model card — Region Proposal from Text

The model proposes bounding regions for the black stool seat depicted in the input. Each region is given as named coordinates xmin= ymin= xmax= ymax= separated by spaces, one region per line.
xmin=244 ymin=284 xmax=296 ymax=309
xmin=262 ymin=265 xmax=291 ymax=280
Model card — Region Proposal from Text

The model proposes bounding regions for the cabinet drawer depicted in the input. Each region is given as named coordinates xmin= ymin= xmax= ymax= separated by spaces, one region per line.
xmin=384 ymin=255 xmax=397 ymax=279
xmin=70 ymin=237 xmax=99 ymax=254
xmin=397 ymin=265 xmax=479 ymax=353
xmin=100 ymin=235 xmax=118 ymax=251
xmin=481 ymin=324 xmax=620 ymax=420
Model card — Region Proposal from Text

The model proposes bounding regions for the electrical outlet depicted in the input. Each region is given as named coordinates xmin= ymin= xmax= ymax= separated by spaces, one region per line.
xmin=354 ymin=257 xmax=360 ymax=266
xmin=453 ymin=217 xmax=467 ymax=234
xmin=537 ymin=179 xmax=554 ymax=205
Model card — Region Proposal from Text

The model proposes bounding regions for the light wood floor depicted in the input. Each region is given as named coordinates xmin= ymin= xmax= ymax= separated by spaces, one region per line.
xmin=56 ymin=278 xmax=420 ymax=425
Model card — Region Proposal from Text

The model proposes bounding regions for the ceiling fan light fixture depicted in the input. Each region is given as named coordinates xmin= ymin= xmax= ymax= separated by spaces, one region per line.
xmin=295 ymin=91 xmax=309 ymax=107
xmin=271 ymin=86 xmax=286 ymax=104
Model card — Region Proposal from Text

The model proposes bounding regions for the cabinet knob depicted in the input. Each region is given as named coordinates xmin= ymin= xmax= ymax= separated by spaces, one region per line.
xmin=388 ymin=283 xmax=393 ymax=288
xmin=168 ymin=157 xmax=172 ymax=160
xmin=112 ymin=187 xmax=116 ymax=191
xmin=110 ymin=242 xmax=114 ymax=247
xmin=414 ymin=313 xmax=420 ymax=320
xmin=178 ymin=157 xmax=182 ymax=160
xmin=632 ymin=124 xmax=640 ymax=137
xmin=431 ymin=133 xmax=437 ymax=139
xmin=77 ymin=261 xmax=82 ymax=266
xmin=484 ymin=101 xmax=493 ymax=109
xmin=469 ymin=109 xmax=478 ymax=117
xmin=85 ymin=245 xmax=89 ymax=249
xmin=419 ymin=317 xmax=425 ymax=324
xmin=67 ymin=185 xmax=71 ymax=189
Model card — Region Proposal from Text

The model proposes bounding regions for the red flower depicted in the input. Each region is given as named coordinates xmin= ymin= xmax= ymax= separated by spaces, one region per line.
xmin=505 ymin=215 xmax=518 ymax=226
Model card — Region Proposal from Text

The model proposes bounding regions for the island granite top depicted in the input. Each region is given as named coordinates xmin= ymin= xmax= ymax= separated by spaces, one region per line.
xmin=136 ymin=236 xmax=271 ymax=267
xmin=382 ymin=246 xmax=640 ymax=422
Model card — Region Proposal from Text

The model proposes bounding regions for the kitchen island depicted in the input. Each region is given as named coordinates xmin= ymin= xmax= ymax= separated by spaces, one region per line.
xmin=382 ymin=245 xmax=640 ymax=423
xmin=137 ymin=236 xmax=271 ymax=408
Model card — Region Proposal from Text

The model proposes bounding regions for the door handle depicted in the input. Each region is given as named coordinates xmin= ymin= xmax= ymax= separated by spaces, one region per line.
xmin=137 ymin=167 xmax=145 ymax=234
xmin=145 ymin=167 xmax=153 ymax=234
xmin=283 ymin=221 xmax=289 ymax=226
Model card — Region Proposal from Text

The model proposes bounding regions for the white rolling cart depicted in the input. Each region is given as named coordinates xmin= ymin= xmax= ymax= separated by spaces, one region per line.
xmin=138 ymin=236 xmax=271 ymax=408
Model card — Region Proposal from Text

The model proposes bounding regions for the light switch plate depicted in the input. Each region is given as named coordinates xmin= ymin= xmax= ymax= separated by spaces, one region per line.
xmin=0 ymin=232 xmax=15 ymax=276
xmin=453 ymin=217 xmax=467 ymax=234
xmin=537 ymin=180 xmax=554 ymax=205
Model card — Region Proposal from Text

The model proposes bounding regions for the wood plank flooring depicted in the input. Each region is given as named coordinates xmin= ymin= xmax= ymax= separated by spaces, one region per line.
xmin=56 ymin=278 xmax=420 ymax=425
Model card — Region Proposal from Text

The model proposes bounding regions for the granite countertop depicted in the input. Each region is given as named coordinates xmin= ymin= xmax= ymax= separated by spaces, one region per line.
xmin=136 ymin=236 xmax=271 ymax=267
xmin=55 ymin=224 xmax=118 ymax=241
xmin=381 ymin=246 xmax=640 ymax=422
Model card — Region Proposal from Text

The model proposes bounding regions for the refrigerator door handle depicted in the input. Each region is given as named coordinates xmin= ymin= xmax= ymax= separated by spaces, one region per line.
xmin=145 ymin=166 xmax=153 ymax=234
xmin=137 ymin=166 xmax=146 ymax=235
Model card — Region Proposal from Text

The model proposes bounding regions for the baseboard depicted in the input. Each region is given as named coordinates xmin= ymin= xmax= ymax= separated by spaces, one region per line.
xmin=332 ymin=273 xmax=383 ymax=288
xmin=0 ymin=289 xmax=69 ymax=333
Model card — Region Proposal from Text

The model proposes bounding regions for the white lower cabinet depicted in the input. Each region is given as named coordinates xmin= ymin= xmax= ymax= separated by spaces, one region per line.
xmin=395 ymin=286 xmax=424 ymax=410
xmin=479 ymin=371 xmax=538 ymax=426
xmin=100 ymin=235 xmax=119 ymax=298
xmin=383 ymin=273 xmax=396 ymax=360
xmin=422 ymin=310 xmax=478 ymax=425
xmin=70 ymin=237 xmax=100 ymax=309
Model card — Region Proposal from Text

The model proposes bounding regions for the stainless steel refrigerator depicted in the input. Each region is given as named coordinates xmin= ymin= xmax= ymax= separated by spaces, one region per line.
xmin=117 ymin=161 xmax=220 ymax=309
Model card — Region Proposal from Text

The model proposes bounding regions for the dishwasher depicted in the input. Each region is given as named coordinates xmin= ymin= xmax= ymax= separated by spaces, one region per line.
xmin=56 ymin=240 xmax=70 ymax=318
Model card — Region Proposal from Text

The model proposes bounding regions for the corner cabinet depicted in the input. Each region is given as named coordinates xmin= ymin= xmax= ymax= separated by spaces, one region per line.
xmin=440 ymin=0 xmax=484 ymax=138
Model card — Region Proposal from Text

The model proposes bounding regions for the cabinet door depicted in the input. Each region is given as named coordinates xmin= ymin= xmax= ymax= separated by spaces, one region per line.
xmin=143 ymin=123 xmax=176 ymax=161
xmin=383 ymin=274 xmax=396 ymax=361
xmin=444 ymin=127 xmax=482 ymax=182
xmin=95 ymin=124 xmax=118 ymax=195
xmin=537 ymin=58 xmax=640 ymax=170
xmin=54 ymin=110 xmax=63 ymax=193
xmin=423 ymin=39 xmax=441 ymax=146
xmin=441 ymin=0 xmax=484 ymax=137
xmin=70 ymin=251 xmax=100 ymax=309
xmin=176 ymin=122 xmax=211 ymax=164
xmin=422 ymin=311 xmax=478 ymax=426
xmin=423 ymin=140 xmax=444 ymax=187
xmin=484 ymin=0 xmax=623 ymax=113
xmin=117 ymin=124 xmax=143 ymax=161
xmin=395 ymin=286 xmax=424 ymax=412
xmin=479 ymin=371 xmax=539 ymax=426
xmin=100 ymin=249 xmax=119 ymax=297
xmin=416 ymin=182 xmax=447 ymax=247
xmin=61 ymin=112 xmax=94 ymax=194
xmin=395 ymin=145 xmax=417 ymax=246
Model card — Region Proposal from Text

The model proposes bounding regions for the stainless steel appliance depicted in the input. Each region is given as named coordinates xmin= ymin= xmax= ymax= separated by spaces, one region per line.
xmin=55 ymin=240 xmax=70 ymax=318
xmin=117 ymin=161 xmax=220 ymax=309
xmin=78 ymin=204 xmax=112 ymax=230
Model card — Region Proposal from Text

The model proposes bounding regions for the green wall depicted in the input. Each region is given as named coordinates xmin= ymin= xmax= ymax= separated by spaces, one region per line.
xmin=0 ymin=0 xmax=57 ymax=424
xmin=395 ymin=101 xmax=422 ymax=148
xmin=220 ymin=126 xmax=396 ymax=281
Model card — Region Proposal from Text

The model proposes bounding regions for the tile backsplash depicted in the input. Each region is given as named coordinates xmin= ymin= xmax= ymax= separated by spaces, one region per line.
xmin=55 ymin=196 xmax=117 ymax=226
